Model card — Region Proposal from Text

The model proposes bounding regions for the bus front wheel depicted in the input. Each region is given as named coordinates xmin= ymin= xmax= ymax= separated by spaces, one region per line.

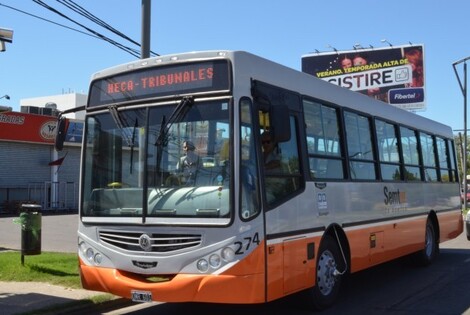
xmin=306 ymin=235 xmax=345 ymax=310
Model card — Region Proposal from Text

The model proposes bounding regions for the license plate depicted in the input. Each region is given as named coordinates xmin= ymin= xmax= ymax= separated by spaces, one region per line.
xmin=131 ymin=290 xmax=152 ymax=303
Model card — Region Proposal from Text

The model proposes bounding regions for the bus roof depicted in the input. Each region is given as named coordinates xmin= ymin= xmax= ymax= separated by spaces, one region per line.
xmin=89 ymin=50 xmax=454 ymax=139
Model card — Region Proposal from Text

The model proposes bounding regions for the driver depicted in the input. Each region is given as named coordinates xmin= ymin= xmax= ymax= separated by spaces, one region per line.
xmin=176 ymin=140 xmax=200 ymax=183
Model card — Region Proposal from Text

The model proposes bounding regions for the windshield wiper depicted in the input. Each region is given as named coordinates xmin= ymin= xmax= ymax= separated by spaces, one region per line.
xmin=154 ymin=96 xmax=194 ymax=187
xmin=109 ymin=106 xmax=138 ymax=174
xmin=109 ymin=105 xmax=134 ymax=147
xmin=129 ymin=118 xmax=138 ymax=174
xmin=155 ymin=96 xmax=194 ymax=146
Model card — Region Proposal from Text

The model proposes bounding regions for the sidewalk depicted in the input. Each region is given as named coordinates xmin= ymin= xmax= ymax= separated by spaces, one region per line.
xmin=0 ymin=281 xmax=110 ymax=315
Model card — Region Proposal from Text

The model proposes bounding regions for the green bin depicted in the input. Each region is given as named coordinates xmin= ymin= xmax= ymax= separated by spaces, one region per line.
xmin=20 ymin=204 xmax=42 ymax=255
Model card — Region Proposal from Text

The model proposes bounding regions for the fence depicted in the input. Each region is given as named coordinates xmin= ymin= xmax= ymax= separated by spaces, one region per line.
xmin=0 ymin=181 xmax=77 ymax=214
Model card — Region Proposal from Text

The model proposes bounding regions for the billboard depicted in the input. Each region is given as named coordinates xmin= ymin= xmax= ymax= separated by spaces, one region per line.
xmin=301 ymin=44 xmax=425 ymax=111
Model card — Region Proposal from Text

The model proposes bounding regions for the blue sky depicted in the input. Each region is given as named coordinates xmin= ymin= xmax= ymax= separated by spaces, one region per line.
xmin=1 ymin=0 xmax=469 ymax=132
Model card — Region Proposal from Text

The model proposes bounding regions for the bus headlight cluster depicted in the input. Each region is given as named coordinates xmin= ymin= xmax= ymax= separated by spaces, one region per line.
xmin=196 ymin=247 xmax=235 ymax=273
xmin=79 ymin=239 xmax=103 ymax=266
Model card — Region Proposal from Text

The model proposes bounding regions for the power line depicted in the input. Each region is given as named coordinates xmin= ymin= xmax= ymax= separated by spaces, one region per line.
xmin=32 ymin=0 xmax=140 ymax=58
xmin=0 ymin=2 xmax=99 ymax=39
xmin=57 ymin=0 xmax=158 ymax=56
xmin=1 ymin=1 xmax=156 ymax=58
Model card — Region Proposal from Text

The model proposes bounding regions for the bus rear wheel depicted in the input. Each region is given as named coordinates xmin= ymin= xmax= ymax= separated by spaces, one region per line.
xmin=306 ymin=235 xmax=345 ymax=310
xmin=414 ymin=219 xmax=438 ymax=266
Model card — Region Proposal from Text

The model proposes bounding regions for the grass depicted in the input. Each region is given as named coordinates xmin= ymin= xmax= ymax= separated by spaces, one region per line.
xmin=0 ymin=251 xmax=118 ymax=314
xmin=0 ymin=251 xmax=82 ymax=288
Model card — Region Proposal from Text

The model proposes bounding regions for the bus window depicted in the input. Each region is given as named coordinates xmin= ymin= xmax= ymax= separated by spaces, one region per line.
xmin=240 ymin=98 xmax=260 ymax=220
xmin=448 ymin=139 xmax=458 ymax=182
xmin=82 ymin=109 xmax=146 ymax=216
xmin=303 ymin=99 xmax=344 ymax=180
xmin=400 ymin=126 xmax=422 ymax=181
xmin=262 ymin=115 xmax=302 ymax=205
xmin=436 ymin=137 xmax=450 ymax=182
xmin=420 ymin=132 xmax=438 ymax=182
xmin=375 ymin=119 xmax=400 ymax=181
xmin=345 ymin=111 xmax=376 ymax=180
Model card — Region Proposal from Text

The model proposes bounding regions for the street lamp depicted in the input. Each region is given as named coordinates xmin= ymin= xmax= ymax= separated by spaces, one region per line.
xmin=381 ymin=39 xmax=393 ymax=47
xmin=0 ymin=94 xmax=10 ymax=100
xmin=0 ymin=27 xmax=13 ymax=52
xmin=453 ymin=56 xmax=470 ymax=210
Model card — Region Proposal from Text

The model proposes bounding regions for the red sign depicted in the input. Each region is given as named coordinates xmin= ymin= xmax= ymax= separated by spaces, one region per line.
xmin=0 ymin=111 xmax=56 ymax=144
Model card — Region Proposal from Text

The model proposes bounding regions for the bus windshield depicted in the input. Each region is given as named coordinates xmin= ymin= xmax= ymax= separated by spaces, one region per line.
xmin=81 ymin=99 xmax=231 ymax=220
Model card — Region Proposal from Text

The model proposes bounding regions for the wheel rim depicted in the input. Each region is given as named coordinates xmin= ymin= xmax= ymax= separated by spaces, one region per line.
xmin=317 ymin=249 xmax=337 ymax=296
xmin=424 ymin=224 xmax=434 ymax=258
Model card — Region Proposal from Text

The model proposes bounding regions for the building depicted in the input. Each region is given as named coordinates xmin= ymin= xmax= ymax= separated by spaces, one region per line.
xmin=0 ymin=93 xmax=84 ymax=214
xmin=20 ymin=93 xmax=86 ymax=120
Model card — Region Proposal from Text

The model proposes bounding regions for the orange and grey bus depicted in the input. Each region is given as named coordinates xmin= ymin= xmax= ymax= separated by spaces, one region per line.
xmin=56 ymin=50 xmax=462 ymax=309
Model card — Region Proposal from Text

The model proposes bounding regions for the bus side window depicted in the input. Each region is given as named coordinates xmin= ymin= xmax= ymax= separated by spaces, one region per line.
xmin=447 ymin=139 xmax=458 ymax=182
xmin=375 ymin=119 xmax=400 ymax=181
xmin=303 ymin=99 xmax=344 ymax=180
xmin=345 ymin=111 xmax=376 ymax=181
xmin=400 ymin=126 xmax=422 ymax=181
xmin=436 ymin=137 xmax=450 ymax=182
xmin=420 ymin=132 xmax=438 ymax=182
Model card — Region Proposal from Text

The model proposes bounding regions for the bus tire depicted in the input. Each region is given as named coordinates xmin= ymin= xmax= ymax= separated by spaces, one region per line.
xmin=305 ymin=234 xmax=344 ymax=310
xmin=414 ymin=219 xmax=438 ymax=266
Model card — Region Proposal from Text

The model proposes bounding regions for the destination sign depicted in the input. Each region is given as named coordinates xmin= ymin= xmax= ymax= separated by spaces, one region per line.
xmin=88 ymin=60 xmax=230 ymax=107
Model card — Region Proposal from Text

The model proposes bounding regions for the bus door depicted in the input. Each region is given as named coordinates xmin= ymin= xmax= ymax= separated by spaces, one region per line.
xmin=251 ymin=82 xmax=308 ymax=299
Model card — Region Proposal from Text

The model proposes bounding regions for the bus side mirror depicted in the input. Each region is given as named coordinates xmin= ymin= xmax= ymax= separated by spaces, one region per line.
xmin=55 ymin=116 xmax=69 ymax=151
xmin=269 ymin=105 xmax=291 ymax=143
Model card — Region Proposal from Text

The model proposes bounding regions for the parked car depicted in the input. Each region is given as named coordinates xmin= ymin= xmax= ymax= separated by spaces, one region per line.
xmin=466 ymin=212 xmax=470 ymax=241
xmin=461 ymin=190 xmax=470 ymax=204
xmin=462 ymin=190 xmax=470 ymax=241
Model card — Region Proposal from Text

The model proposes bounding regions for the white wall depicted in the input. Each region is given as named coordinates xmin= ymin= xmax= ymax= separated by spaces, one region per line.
xmin=20 ymin=93 xmax=87 ymax=120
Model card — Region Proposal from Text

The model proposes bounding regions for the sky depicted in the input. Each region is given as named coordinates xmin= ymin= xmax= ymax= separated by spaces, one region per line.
xmin=1 ymin=0 xmax=470 ymax=132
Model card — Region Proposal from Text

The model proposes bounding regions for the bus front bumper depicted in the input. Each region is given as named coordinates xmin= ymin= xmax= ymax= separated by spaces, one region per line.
xmin=79 ymin=259 xmax=266 ymax=304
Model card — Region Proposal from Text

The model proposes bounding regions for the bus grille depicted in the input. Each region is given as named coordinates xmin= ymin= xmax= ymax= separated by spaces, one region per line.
xmin=98 ymin=230 xmax=202 ymax=253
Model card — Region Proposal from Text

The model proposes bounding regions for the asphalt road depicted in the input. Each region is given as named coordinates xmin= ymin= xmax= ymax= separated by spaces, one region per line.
xmin=102 ymin=232 xmax=470 ymax=315
xmin=0 ymin=213 xmax=78 ymax=253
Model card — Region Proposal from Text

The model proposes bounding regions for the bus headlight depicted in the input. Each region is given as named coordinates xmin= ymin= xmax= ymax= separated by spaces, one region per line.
xmin=79 ymin=241 xmax=87 ymax=254
xmin=195 ymin=247 xmax=235 ymax=273
xmin=94 ymin=253 xmax=103 ymax=265
xmin=209 ymin=254 xmax=221 ymax=268
xmin=196 ymin=259 xmax=209 ymax=273
xmin=221 ymin=247 xmax=235 ymax=262
xmin=86 ymin=248 xmax=94 ymax=261
xmin=79 ymin=239 xmax=105 ymax=266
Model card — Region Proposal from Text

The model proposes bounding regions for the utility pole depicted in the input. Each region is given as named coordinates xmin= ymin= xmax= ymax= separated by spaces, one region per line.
xmin=453 ymin=57 xmax=470 ymax=210
xmin=141 ymin=0 xmax=151 ymax=59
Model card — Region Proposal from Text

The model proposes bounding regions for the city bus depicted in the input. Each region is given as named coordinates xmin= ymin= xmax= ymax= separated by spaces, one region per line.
xmin=55 ymin=50 xmax=463 ymax=309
